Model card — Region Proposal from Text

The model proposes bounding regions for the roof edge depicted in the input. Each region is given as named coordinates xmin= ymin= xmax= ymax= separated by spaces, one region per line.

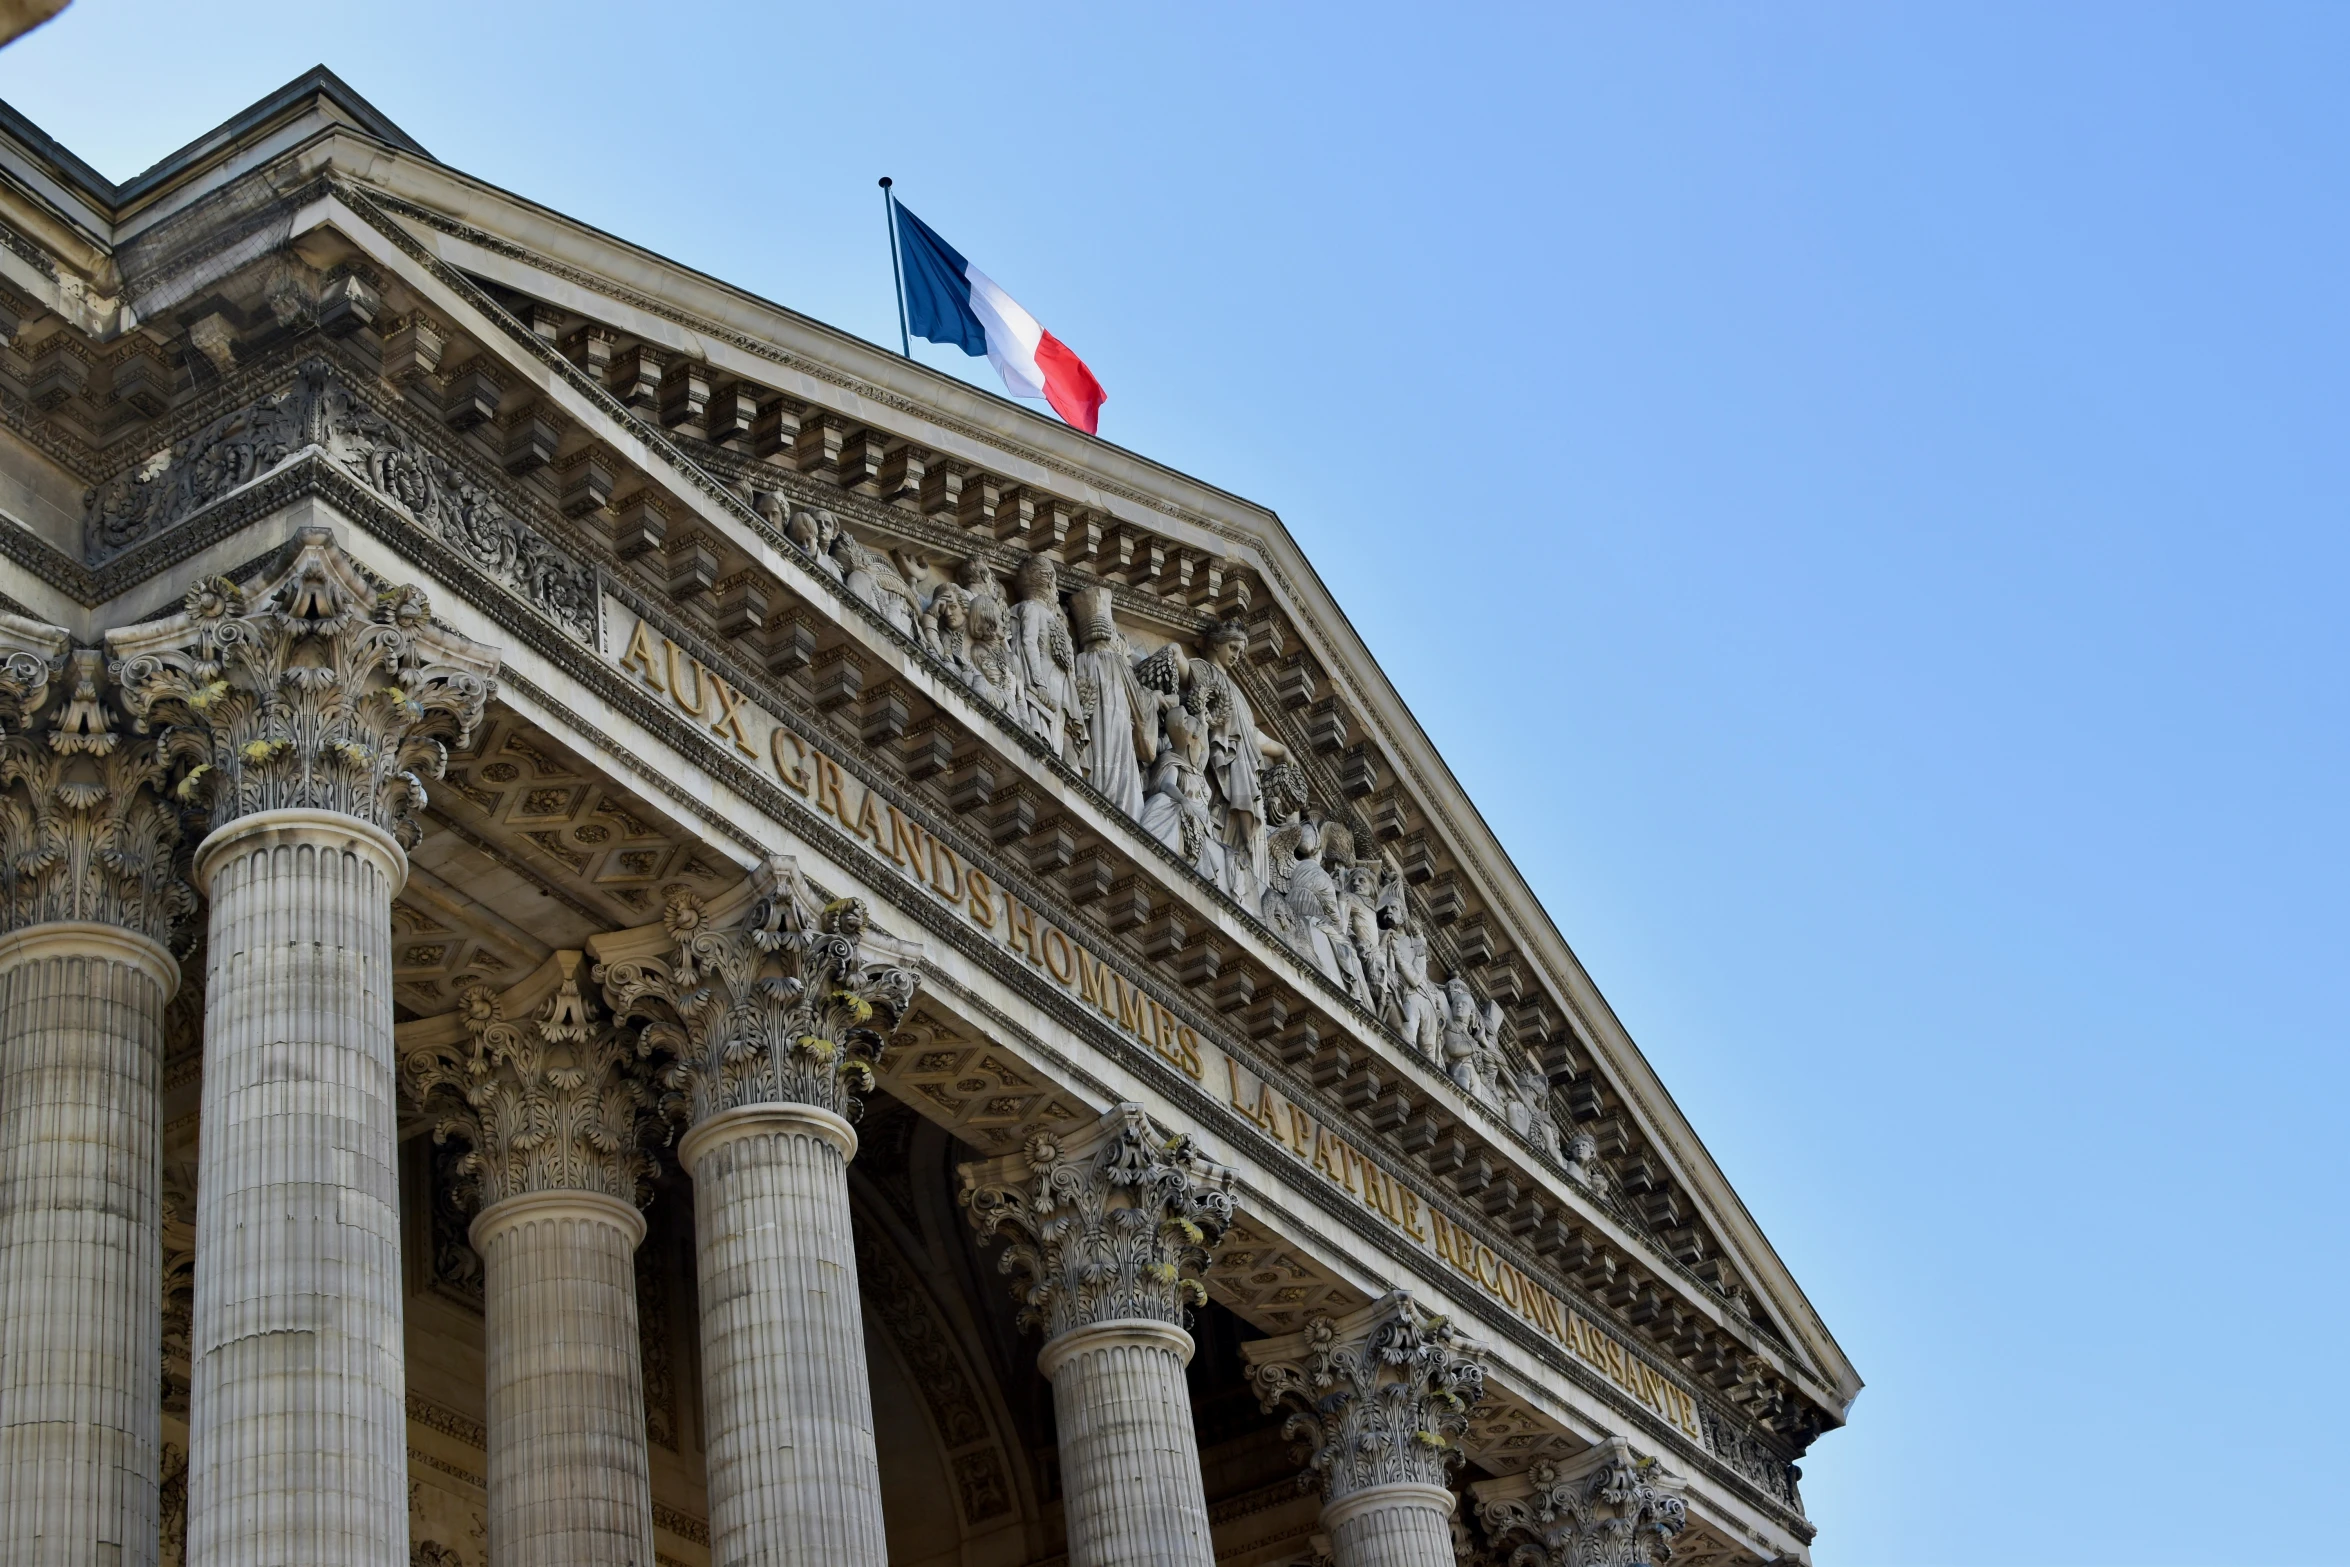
xmin=0 ymin=64 xmax=429 ymax=214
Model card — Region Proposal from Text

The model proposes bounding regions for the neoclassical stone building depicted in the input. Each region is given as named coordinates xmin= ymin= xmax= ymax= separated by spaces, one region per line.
xmin=0 ymin=69 xmax=1858 ymax=1567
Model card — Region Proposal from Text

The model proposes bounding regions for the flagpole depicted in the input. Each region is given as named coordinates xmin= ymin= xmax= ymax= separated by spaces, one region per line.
xmin=879 ymin=176 xmax=911 ymax=359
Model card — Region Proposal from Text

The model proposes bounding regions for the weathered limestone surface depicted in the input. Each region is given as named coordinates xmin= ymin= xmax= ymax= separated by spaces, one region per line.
xmin=1472 ymin=1437 xmax=1690 ymax=1567
xmin=961 ymin=1105 xmax=1236 ymax=1567
xmin=1243 ymin=1292 xmax=1486 ymax=1567
xmin=1040 ymin=1320 xmax=1215 ymax=1567
xmin=0 ymin=624 xmax=189 ymax=1567
xmin=0 ymin=926 xmax=176 ymax=1567
xmin=184 ymin=811 xmax=410 ymax=1567
xmin=106 ymin=531 xmax=497 ymax=1567
xmin=1321 ymin=1485 xmax=1460 ymax=1567
xmin=399 ymin=954 xmax=662 ymax=1567
xmin=682 ymin=1105 xmax=887 ymax=1567
xmin=473 ymin=1192 xmax=656 ymax=1567
xmin=593 ymin=861 xmax=918 ymax=1567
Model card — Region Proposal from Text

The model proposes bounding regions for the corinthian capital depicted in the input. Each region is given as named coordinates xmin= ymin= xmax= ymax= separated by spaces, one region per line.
xmin=1243 ymin=1290 xmax=1487 ymax=1500
xmin=959 ymin=1104 xmax=1236 ymax=1342
xmin=0 ymin=625 xmax=195 ymax=946
xmin=399 ymin=952 xmax=664 ymax=1211
xmin=1471 ymin=1438 xmax=1688 ymax=1567
xmin=591 ymin=854 xmax=920 ymax=1125
xmin=105 ymin=527 xmax=498 ymax=847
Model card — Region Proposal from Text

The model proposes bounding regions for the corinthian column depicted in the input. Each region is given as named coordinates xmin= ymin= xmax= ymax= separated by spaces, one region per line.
xmin=0 ymin=636 xmax=193 ymax=1567
xmin=592 ymin=858 xmax=918 ymax=1567
xmin=1470 ymin=1438 xmax=1689 ymax=1567
xmin=400 ymin=954 xmax=662 ymax=1567
xmin=109 ymin=529 xmax=498 ymax=1567
xmin=1242 ymin=1292 xmax=1486 ymax=1567
xmin=960 ymin=1106 xmax=1236 ymax=1567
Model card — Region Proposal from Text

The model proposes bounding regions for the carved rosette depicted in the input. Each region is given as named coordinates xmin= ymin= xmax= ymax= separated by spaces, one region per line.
xmin=594 ymin=855 xmax=919 ymax=1125
xmin=105 ymin=526 xmax=498 ymax=848
xmin=1472 ymin=1438 xmax=1689 ymax=1567
xmin=0 ymin=619 xmax=194 ymax=945
xmin=400 ymin=953 xmax=664 ymax=1212
xmin=959 ymin=1104 xmax=1236 ymax=1342
xmin=1242 ymin=1290 xmax=1487 ymax=1500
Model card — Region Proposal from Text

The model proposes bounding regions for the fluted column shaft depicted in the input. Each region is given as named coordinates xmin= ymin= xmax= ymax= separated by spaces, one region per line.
xmin=1323 ymin=1484 xmax=1458 ymax=1567
xmin=186 ymin=810 xmax=408 ymax=1567
xmin=680 ymin=1103 xmax=885 ymax=1567
xmin=1039 ymin=1320 xmax=1215 ymax=1567
xmin=0 ymin=924 xmax=176 ymax=1567
xmin=474 ymin=1191 xmax=655 ymax=1567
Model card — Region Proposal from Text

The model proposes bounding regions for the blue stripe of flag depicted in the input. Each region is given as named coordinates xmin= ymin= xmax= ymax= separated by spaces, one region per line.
xmin=894 ymin=203 xmax=987 ymax=357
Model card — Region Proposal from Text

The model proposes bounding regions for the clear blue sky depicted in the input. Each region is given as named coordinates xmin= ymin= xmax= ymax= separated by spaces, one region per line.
xmin=13 ymin=5 xmax=2344 ymax=1563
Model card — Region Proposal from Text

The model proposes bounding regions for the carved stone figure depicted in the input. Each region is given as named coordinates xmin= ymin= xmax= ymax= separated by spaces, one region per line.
xmin=788 ymin=506 xmax=847 ymax=580
xmin=833 ymin=530 xmax=924 ymax=641
xmin=1331 ymin=854 xmax=1382 ymax=1006
xmin=1563 ymin=1131 xmax=1611 ymax=1197
xmin=1006 ymin=555 xmax=1081 ymax=757
xmin=1440 ymin=977 xmax=1506 ymax=1105
xmin=1472 ymin=1439 xmax=1689 ymax=1567
xmin=1265 ymin=815 xmax=1376 ymax=1000
xmin=1185 ymin=621 xmax=1286 ymax=901
xmin=1380 ymin=909 xmax=1447 ymax=1061
xmin=1502 ymin=1054 xmax=1563 ymax=1159
xmin=1068 ymin=584 xmax=1153 ymax=820
xmin=1139 ymin=680 xmax=1225 ymax=883
xmin=962 ymin=579 xmax=1024 ymax=716
xmin=923 ymin=580 xmax=975 ymax=679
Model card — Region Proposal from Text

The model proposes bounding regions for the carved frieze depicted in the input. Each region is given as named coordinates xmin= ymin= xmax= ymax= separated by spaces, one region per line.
xmin=107 ymin=527 xmax=499 ymax=847
xmin=84 ymin=358 xmax=598 ymax=646
xmin=959 ymin=1103 xmax=1236 ymax=1341
xmin=86 ymin=380 xmax=311 ymax=562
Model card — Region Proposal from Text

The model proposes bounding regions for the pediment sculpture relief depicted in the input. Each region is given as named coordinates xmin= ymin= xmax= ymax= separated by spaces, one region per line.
xmin=791 ymin=510 xmax=1569 ymax=1152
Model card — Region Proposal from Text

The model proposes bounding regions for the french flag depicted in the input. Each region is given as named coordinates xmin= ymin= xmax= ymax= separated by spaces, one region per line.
xmin=894 ymin=202 xmax=1108 ymax=435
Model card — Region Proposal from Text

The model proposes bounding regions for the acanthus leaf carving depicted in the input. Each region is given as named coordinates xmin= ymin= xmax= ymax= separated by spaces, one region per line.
xmin=1471 ymin=1438 xmax=1690 ymax=1567
xmin=84 ymin=358 xmax=597 ymax=645
xmin=958 ymin=1102 xmax=1236 ymax=1342
xmin=1242 ymin=1289 xmax=1487 ymax=1501
xmin=592 ymin=854 xmax=920 ymax=1125
xmin=312 ymin=366 xmax=600 ymax=644
xmin=105 ymin=526 xmax=499 ymax=847
xmin=85 ymin=377 xmax=312 ymax=563
xmin=0 ymin=623 xmax=195 ymax=945
xmin=399 ymin=951 xmax=664 ymax=1211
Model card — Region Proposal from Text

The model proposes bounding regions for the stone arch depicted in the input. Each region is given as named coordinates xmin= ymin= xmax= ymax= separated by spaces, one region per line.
xmin=852 ymin=1180 xmax=1034 ymax=1564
